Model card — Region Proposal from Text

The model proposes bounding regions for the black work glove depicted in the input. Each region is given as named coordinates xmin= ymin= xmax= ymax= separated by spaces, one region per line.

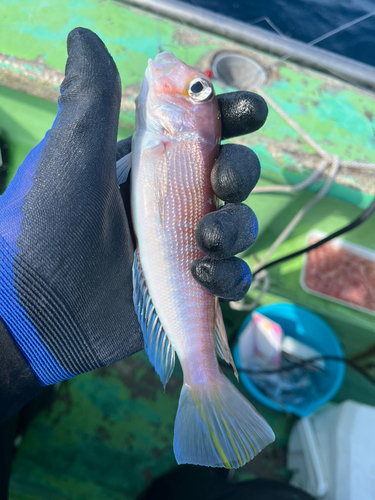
xmin=0 ymin=28 xmax=266 ymax=421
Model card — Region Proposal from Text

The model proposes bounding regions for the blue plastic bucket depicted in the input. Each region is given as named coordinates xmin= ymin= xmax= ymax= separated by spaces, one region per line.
xmin=233 ymin=303 xmax=345 ymax=417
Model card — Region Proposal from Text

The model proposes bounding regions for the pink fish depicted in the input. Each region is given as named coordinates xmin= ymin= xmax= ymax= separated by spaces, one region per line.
xmin=117 ymin=52 xmax=274 ymax=468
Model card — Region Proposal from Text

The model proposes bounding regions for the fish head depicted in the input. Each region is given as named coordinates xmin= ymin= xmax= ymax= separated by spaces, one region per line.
xmin=135 ymin=52 xmax=221 ymax=144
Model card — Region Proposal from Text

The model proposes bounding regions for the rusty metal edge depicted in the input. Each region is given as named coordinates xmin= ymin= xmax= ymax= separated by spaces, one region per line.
xmin=121 ymin=0 xmax=375 ymax=91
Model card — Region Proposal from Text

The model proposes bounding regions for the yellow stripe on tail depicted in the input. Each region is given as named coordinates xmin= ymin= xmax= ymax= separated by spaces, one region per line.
xmin=173 ymin=374 xmax=275 ymax=468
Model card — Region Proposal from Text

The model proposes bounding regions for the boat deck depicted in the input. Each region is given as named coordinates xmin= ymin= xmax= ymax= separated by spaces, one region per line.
xmin=1 ymin=1 xmax=374 ymax=498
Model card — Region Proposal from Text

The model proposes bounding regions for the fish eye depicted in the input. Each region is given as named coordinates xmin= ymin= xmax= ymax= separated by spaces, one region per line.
xmin=188 ymin=78 xmax=213 ymax=102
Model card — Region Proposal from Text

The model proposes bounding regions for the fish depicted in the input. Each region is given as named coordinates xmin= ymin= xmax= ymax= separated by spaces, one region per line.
xmin=116 ymin=51 xmax=275 ymax=468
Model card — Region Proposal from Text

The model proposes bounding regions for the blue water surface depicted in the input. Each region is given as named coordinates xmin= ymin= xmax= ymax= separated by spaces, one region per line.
xmin=180 ymin=0 xmax=375 ymax=67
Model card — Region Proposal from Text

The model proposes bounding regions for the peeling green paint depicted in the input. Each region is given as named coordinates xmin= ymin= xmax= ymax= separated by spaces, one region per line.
xmin=9 ymin=353 xmax=183 ymax=500
xmin=0 ymin=0 xmax=220 ymax=87
xmin=264 ymin=66 xmax=375 ymax=162
xmin=1 ymin=0 xmax=374 ymax=196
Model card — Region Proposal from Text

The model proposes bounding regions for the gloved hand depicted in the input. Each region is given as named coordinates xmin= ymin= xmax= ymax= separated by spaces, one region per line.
xmin=118 ymin=95 xmax=264 ymax=303
xmin=0 ymin=28 xmax=266 ymax=419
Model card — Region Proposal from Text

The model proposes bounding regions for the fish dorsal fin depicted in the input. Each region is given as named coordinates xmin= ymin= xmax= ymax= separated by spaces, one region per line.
xmin=132 ymin=249 xmax=175 ymax=389
xmin=214 ymin=298 xmax=239 ymax=381
xmin=116 ymin=152 xmax=132 ymax=185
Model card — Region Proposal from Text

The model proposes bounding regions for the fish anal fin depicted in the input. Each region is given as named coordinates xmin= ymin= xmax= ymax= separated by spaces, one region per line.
xmin=132 ymin=249 xmax=175 ymax=388
xmin=214 ymin=297 xmax=238 ymax=381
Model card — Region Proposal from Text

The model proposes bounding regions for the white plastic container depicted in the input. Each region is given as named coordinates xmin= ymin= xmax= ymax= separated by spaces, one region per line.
xmin=300 ymin=231 xmax=375 ymax=316
xmin=287 ymin=400 xmax=375 ymax=500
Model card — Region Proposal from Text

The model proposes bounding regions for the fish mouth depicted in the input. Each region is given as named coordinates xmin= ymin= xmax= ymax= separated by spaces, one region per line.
xmin=138 ymin=53 xmax=177 ymax=114
xmin=147 ymin=51 xmax=178 ymax=79
xmin=151 ymin=51 xmax=178 ymax=68
xmin=136 ymin=52 xmax=181 ymax=130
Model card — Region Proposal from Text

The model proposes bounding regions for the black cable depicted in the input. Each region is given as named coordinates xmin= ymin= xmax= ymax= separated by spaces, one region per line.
xmin=253 ymin=198 xmax=375 ymax=277
xmin=220 ymin=355 xmax=375 ymax=387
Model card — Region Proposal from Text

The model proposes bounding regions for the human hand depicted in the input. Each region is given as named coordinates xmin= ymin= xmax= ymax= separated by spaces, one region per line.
xmin=0 ymin=29 xmax=266 ymax=394
xmin=0 ymin=28 xmax=142 ymax=390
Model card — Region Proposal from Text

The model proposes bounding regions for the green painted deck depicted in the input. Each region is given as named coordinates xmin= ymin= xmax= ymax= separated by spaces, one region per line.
xmin=1 ymin=1 xmax=374 ymax=499
xmin=1 ymin=0 xmax=375 ymax=198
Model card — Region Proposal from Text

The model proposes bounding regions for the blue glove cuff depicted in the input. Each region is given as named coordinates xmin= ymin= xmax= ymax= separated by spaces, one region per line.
xmin=0 ymin=236 xmax=73 ymax=385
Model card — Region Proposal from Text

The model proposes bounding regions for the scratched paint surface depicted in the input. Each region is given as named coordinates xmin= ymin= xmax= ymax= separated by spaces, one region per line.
xmin=9 ymin=353 xmax=180 ymax=500
xmin=1 ymin=0 xmax=375 ymax=197
xmin=1 ymin=1 xmax=375 ymax=498
xmin=0 ymin=0 xmax=218 ymax=83
xmin=1 ymin=0 xmax=375 ymax=205
xmin=9 ymin=349 xmax=292 ymax=500
xmin=263 ymin=67 xmax=375 ymax=160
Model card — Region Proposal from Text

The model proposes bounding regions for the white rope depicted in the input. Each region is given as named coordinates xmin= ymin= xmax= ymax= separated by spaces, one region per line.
xmin=260 ymin=92 xmax=328 ymax=156
xmin=253 ymin=155 xmax=341 ymax=273
xmin=229 ymin=88 xmax=371 ymax=311
xmin=253 ymin=159 xmax=329 ymax=193
xmin=341 ymin=160 xmax=375 ymax=170
xmin=231 ymin=155 xmax=341 ymax=311
xmin=255 ymin=91 xmax=375 ymax=195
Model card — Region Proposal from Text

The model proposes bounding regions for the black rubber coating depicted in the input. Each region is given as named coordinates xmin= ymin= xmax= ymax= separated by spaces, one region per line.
xmin=0 ymin=317 xmax=42 ymax=425
xmin=217 ymin=91 xmax=268 ymax=140
xmin=211 ymin=144 xmax=261 ymax=203
xmin=195 ymin=203 xmax=258 ymax=260
xmin=116 ymin=136 xmax=132 ymax=162
xmin=191 ymin=256 xmax=252 ymax=301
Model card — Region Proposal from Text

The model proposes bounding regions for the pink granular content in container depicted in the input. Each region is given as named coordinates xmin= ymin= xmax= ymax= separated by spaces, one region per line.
xmin=300 ymin=232 xmax=375 ymax=314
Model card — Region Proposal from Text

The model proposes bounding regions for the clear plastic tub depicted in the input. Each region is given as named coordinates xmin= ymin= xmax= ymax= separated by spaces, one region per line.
xmin=233 ymin=304 xmax=345 ymax=417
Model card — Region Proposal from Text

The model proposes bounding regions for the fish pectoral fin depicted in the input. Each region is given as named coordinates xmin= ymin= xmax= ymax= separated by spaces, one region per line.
xmin=214 ymin=297 xmax=239 ymax=381
xmin=132 ymin=249 xmax=175 ymax=389
xmin=116 ymin=152 xmax=132 ymax=185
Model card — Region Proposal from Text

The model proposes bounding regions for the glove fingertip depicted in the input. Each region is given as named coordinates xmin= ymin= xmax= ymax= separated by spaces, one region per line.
xmin=218 ymin=91 xmax=268 ymax=140
xmin=64 ymin=27 xmax=120 ymax=99
xmin=191 ymin=257 xmax=252 ymax=301
xmin=212 ymin=144 xmax=261 ymax=202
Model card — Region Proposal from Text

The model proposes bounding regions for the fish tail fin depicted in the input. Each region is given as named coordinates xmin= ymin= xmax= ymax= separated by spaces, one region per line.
xmin=173 ymin=374 xmax=275 ymax=469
